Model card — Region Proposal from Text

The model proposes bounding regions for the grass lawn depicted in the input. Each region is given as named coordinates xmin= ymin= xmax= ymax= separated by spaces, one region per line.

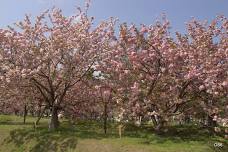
xmin=0 ymin=115 xmax=227 ymax=152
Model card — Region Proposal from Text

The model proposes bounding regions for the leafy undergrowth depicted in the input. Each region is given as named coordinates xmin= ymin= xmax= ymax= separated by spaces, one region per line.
xmin=0 ymin=115 xmax=227 ymax=152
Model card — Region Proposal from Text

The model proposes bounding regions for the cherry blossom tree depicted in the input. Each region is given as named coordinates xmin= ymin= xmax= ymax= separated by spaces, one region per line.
xmin=175 ymin=16 xmax=228 ymax=127
xmin=97 ymin=16 xmax=228 ymax=131
xmin=0 ymin=2 xmax=227 ymax=134
xmin=0 ymin=7 xmax=114 ymax=130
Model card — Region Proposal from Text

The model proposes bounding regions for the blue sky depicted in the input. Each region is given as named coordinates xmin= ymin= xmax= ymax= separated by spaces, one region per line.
xmin=0 ymin=0 xmax=228 ymax=33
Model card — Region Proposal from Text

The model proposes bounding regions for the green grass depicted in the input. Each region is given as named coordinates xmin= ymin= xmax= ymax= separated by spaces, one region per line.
xmin=0 ymin=115 xmax=227 ymax=152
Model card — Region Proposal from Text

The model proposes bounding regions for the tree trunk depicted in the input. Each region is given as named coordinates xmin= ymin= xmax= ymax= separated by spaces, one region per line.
xmin=207 ymin=115 xmax=217 ymax=127
xmin=154 ymin=116 xmax=165 ymax=133
xmin=104 ymin=102 xmax=107 ymax=134
xmin=37 ymin=105 xmax=42 ymax=118
xmin=184 ymin=115 xmax=190 ymax=124
xmin=49 ymin=106 xmax=59 ymax=131
xmin=36 ymin=107 xmax=47 ymax=125
xmin=151 ymin=115 xmax=158 ymax=126
xmin=23 ymin=105 xmax=27 ymax=124
xmin=155 ymin=122 xmax=164 ymax=132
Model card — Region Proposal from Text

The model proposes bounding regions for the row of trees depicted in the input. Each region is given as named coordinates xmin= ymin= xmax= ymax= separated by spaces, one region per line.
xmin=0 ymin=7 xmax=227 ymax=132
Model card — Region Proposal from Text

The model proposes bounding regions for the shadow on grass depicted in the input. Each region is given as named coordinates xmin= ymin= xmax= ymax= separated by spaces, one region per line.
xmin=2 ymin=121 xmax=117 ymax=152
xmin=155 ymin=125 xmax=213 ymax=142
xmin=4 ymin=128 xmax=78 ymax=152
xmin=0 ymin=121 xmax=34 ymax=125
xmin=3 ymin=120 xmax=228 ymax=152
xmin=139 ymin=124 xmax=228 ymax=152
